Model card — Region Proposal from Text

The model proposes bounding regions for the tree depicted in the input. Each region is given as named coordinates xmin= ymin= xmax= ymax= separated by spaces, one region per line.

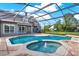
xmin=54 ymin=14 xmax=78 ymax=32
xmin=54 ymin=20 xmax=63 ymax=31
xmin=63 ymin=14 xmax=78 ymax=31
xmin=42 ymin=25 xmax=51 ymax=32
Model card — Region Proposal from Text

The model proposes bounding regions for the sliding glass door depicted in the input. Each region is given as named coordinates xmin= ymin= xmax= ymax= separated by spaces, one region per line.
xmin=19 ymin=26 xmax=26 ymax=34
xmin=26 ymin=26 xmax=31 ymax=33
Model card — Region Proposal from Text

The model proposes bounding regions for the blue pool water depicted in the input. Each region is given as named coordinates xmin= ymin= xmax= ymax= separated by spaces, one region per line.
xmin=9 ymin=36 xmax=71 ymax=44
xmin=27 ymin=41 xmax=62 ymax=53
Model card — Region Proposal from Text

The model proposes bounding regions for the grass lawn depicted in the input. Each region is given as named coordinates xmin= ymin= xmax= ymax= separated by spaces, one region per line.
xmin=45 ymin=31 xmax=79 ymax=35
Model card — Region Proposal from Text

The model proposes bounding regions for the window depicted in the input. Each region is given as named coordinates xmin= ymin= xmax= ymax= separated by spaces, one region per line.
xmin=19 ymin=26 xmax=21 ymax=32
xmin=10 ymin=26 xmax=14 ymax=33
xmin=4 ymin=25 xmax=9 ymax=33
xmin=4 ymin=25 xmax=15 ymax=34
xmin=19 ymin=26 xmax=26 ymax=33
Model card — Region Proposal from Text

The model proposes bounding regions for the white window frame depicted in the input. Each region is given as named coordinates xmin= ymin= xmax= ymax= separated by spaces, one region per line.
xmin=3 ymin=24 xmax=15 ymax=34
xmin=19 ymin=26 xmax=26 ymax=33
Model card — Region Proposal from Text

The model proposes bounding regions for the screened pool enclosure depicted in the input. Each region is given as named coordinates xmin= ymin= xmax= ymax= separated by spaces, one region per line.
xmin=0 ymin=3 xmax=79 ymax=56
xmin=0 ymin=3 xmax=79 ymax=36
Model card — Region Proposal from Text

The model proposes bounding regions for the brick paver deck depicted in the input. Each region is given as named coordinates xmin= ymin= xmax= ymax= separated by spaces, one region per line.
xmin=0 ymin=34 xmax=79 ymax=56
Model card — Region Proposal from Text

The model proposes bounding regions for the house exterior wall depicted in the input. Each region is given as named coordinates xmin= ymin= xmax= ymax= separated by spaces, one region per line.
xmin=0 ymin=10 xmax=41 ymax=37
xmin=0 ymin=22 xmax=32 ymax=37
xmin=0 ymin=22 xmax=17 ymax=36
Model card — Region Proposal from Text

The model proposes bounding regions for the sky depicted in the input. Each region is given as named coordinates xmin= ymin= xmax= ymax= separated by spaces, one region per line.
xmin=0 ymin=3 xmax=79 ymax=27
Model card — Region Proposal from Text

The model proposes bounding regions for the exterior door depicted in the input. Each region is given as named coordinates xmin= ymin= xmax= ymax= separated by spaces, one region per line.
xmin=19 ymin=26 xmax=26 ymax=34
xmin=26 ymin=26 xmax=31 ymax=33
